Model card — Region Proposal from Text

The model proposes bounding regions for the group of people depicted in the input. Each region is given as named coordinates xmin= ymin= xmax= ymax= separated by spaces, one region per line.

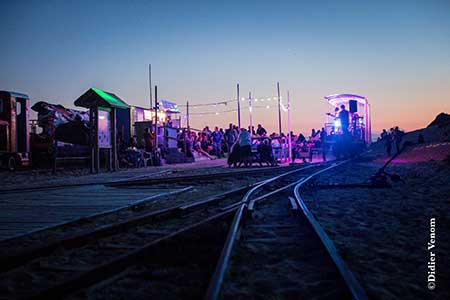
xmin=177 ymin=124 xmax=271 ymax=165
xmin=175 ymin=122 xmax=332 ymax=167
xmin=380 ymin=126 xmax=405 ymax=156
xmin=119 ymin=119 xmax=336 ymax=168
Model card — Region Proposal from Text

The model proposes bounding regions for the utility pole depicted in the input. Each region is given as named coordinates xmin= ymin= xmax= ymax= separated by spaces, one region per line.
xmin=154 ymin=85 xmax=158 ymax=150
xmin=149 ymin=64 xmax=152 ymax=109
xmin=287 ymin=91 xmax=292 ymax=161
xmin=186 ymin=100 xmax=190 ymax=129
xmin=248 ymin=91 xmax=253 ymax=134
xmin=237 ymin=83 xmax=241 ymax=128
xmin=277 ymin=82 xmax=282 ymax=136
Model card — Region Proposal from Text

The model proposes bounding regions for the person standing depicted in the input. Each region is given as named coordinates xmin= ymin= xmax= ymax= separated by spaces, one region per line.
xmin=211 ymin=126 xmax=223 ymax=158
xmin=393 ymin=126 xmax=404 ymax=153
xmin=338 ymin=104 xmax=350 ymax=134
xmin=143 ymin=128 xmax=155 ymax=153
xmin=238 ymin=128 xmax=252 ymax=167
xmin=320 ymin=128 xmax=327 ymax=161
xmin=385 ymin=132 xmax=392 ymax=156
xmin=256 ymin=124 xmax=267 ymax=136
xmin=225 ymin=123 xmax=236 ymax=153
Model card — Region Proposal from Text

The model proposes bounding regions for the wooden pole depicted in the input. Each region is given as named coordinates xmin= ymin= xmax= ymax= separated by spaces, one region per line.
xmin=277 ymin=82 xmax=282 ymax=136
xmin=287 ymin=91 xmax=292 ymax=161
xmin=237 ymin=83 xmax=241 ymax=128
xmin=154 ymin=85 xmax=158 ymax=151
xmin=248 ymin=91 xmax=253 ymax=135
xmin=186 ymin=100 xmax=190 ymax=130
xmin=90 ymin=108 xmax=94 ymax=174
xmin=95 ymin=108 xmax=99 ymax=173
xmin=112 ymin=108 xmax=117 ymax=171
xmin=149 ymin=64 xmax=152 ymax=109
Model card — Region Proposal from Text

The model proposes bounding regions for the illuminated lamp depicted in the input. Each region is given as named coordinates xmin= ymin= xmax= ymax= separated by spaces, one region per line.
xmin=334 ymin=119 xmax=341 ymax=128
xmin=144 ymin=110 xmax=152 ymax=120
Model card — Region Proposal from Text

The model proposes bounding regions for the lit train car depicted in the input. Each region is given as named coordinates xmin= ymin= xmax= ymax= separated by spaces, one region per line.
xmin=324 ymin=93 xmax=371 ymax=144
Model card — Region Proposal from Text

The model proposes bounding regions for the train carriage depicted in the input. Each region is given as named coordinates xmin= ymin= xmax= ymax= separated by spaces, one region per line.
xmin=0 ymin=91 xmax=30 ymax=170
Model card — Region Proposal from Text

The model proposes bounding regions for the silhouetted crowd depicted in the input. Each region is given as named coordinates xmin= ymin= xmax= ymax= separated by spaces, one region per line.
xmin=119 ymin=120 xmax=336 ymax=168
xmin=176 ymin=123 xmax=330 ymax=167
xmin=379 ymin=126 xmax=405 ymax=156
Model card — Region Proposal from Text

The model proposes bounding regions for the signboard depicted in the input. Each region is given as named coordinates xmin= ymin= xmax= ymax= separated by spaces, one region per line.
xmin=98 ymin=107 xmax=111 ymax=148
xmin=161 ymin=100 xmax=179 ymax=113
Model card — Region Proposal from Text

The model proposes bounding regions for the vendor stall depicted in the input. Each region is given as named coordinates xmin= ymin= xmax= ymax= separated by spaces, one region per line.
xmin=74 ymin=87 xmax=130 ymax=173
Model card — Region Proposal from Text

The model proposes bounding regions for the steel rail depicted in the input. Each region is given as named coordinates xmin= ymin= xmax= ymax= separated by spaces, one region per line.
xmin=204 ymin=163 xmax=326 ymax=300
xmin=0 ymin=184 xmax=254 ymax=273
xmin=0 ymin=165 xmax=294 ymax=193
xmin=2 ymin=164 xmax=327 ymax=299
xmin=0 ymin=186 xmax=192 ymax=250
xmin=293 ymin=162 xmax=369 ymax=300
xmin=240 ymin=164 xmax=317 ymax=204
xmin=27 ymin=207 xmax=240 ymax=300
xmin=0 ymin=170 xmax=172 ymax=194
xmin=108 ymin=165 xmax=299 ymax=187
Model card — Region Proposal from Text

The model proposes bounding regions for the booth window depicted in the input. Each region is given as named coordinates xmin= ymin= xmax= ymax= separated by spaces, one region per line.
xmin=16 ymin=101 xmax=22 ymax=115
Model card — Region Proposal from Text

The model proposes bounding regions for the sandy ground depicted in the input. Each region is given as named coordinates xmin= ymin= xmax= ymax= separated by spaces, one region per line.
xmin=302 ymin=155 xmax=450 ymax=299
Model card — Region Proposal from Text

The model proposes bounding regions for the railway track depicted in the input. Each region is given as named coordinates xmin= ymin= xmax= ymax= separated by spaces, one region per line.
xmin=0 ymin=165 xmax=297 ymax=194
xmin=0 ymin=164 xmax=319 ymax=299
xmin=0 ymin=165 xmax=302 ymax=243
xmin=206 ymin=161 xmax=368 ymax=300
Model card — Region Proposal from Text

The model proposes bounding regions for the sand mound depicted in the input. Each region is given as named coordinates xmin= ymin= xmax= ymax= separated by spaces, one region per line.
xmin=370 ymin=113 xmax=450 ymax=157
xmin=428 ymin=112 xmax=450 ymax=128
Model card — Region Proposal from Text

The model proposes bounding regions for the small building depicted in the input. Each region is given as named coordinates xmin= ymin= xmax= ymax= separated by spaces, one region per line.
xmin=74 ymin=87 xmax=130 ymax=172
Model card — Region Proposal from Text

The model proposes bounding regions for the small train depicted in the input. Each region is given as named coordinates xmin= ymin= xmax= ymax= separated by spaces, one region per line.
xmin=0 ymin=91 xmax=30 ymax=170
xmin=323 ymin=93 xmax=371 ymax=157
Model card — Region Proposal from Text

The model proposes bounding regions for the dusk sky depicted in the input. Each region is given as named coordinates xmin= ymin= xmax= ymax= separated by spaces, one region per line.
xmin=1 ymin=0 xmax=449 ymax=136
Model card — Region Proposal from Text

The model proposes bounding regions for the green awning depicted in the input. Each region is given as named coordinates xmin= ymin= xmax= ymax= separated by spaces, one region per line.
xmin=74 ymin=87 xmax=129 ymax=110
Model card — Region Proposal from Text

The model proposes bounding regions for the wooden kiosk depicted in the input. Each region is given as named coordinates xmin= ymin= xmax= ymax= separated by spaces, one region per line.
xmin=74 ymin=88 xmax=129 ymax=173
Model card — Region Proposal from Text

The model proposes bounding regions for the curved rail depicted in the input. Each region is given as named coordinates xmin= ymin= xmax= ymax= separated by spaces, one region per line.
xmin=1 ymin=166 xmax=319 ymax=299
xmin=205 ymin=163 xmax=328 ymax=300
xmin=293 ymin=162 xmax=369 ymax=300
xmin=0 ymin=184 xmax=250 ymax=273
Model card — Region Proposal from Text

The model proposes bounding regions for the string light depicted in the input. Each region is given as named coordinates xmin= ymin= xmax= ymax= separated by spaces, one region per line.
xmin=180 ymin=94 xmax=292 ymax=116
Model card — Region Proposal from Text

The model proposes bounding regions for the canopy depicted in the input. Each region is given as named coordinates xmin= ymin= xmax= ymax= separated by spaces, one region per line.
xmin=74 ymin=88 xmax=129 ymax=110
xmin=324 ymin=93 xmax=367 ymax=106
xmin=0 ymin=91 xmax=29 ymax=99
